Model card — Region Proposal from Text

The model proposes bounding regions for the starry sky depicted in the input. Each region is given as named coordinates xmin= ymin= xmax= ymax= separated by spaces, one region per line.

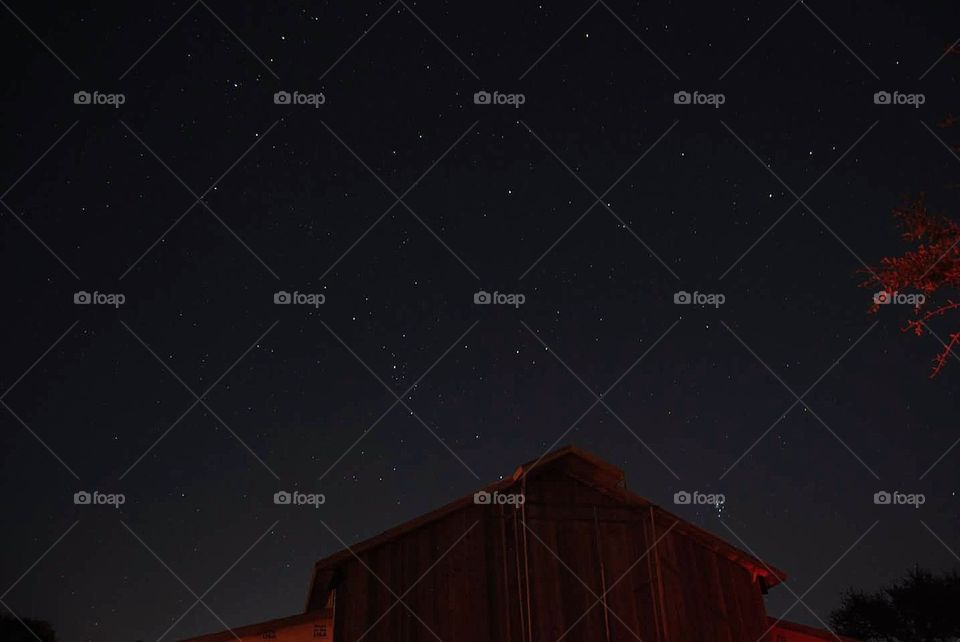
xmin=1 ymin=1 xmax=959 ymax=641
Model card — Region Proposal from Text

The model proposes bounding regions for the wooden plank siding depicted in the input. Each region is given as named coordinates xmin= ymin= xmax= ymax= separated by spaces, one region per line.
xmin=311 ymin=447 xmax=780 ymax=642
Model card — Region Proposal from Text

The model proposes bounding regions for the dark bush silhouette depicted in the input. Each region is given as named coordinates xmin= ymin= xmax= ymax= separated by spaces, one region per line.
xmin=830 ymin=567 xmax=960 ymax=641
xmin=0 ymin=612 xmax=57 ymax=642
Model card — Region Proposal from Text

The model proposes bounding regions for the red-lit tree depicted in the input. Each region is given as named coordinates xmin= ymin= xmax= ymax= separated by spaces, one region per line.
xmin=863 ymin=49 xmax=960 ymax=377
xmin=863 ymin=194 xmax=960 ymax=377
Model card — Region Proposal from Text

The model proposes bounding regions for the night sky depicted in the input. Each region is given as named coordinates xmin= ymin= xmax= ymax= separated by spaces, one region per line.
xmin=2 ymin=2 xmax=959 ymax=640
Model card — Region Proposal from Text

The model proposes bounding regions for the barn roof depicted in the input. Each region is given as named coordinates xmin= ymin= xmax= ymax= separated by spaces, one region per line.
xmin=179 ymin=609 xmax=332 ymax=642
xmin=306 ymin=445 xmax=787 ymax=609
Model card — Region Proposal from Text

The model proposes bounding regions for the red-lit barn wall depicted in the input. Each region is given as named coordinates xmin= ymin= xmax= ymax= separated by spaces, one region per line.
xmin=322 ymin=467 xmax=770 ymax=642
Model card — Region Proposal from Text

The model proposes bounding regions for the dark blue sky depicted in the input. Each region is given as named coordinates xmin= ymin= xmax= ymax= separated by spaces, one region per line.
xmin=1 ymin=1 xmax=959 ymax=640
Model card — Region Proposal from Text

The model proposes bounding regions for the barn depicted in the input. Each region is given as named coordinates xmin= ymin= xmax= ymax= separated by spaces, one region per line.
xmin=182 ymin=446 xmax=850 ymax=642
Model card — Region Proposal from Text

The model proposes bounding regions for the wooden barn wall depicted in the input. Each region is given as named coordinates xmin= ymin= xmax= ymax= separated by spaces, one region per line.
xmin=329 ymin=468 xmax=769 ymax=642
xmin=651 ymin=510 xmax=768 ymax=642
xmin=332 ymin=500 xmax=498 ymax=642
